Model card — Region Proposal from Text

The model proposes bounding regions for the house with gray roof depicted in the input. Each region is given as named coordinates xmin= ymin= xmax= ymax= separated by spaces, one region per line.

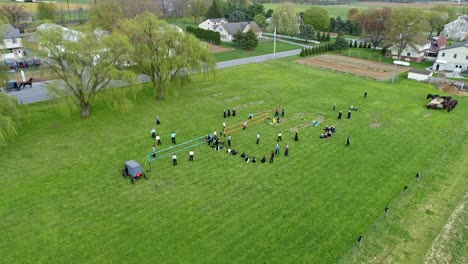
xmin=199 ymin=18 xmax=228 ymax=31
xmin=432 ymin=41 xmax=468 ymax=72
xmin=199 ymin=18 xmax=262 ymax=43
xmin=440 ymin=15 xmax=468 ymax=41
xmin=0 ymin=24 xmax=23 ymax=60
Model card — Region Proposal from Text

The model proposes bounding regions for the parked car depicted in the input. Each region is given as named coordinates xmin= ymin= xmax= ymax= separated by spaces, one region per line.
xmin=16 ymin=60 xmax=26 ymax=68
xmin=5 ymin=61 xmax=17 ymax=70
xmin=33 ymin=58 xmax=41 ymax=67
xmin=24 ymin=59 xmax=34 ymax=67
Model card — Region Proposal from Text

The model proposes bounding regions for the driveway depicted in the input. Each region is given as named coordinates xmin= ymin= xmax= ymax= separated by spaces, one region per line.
xmin=8 ymin=49 xmax=301 ymax=104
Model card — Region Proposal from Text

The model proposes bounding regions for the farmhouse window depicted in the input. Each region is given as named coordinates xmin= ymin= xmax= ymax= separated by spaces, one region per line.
xmin=466 ymin=55 xmax=468 ymax=60
xmin=442 ymin=52 xmax=445 ymax=57
xmin=406 ymin=53 xmax=411 ymax=56
xmin=454 ymin=54 xmax=457 ymax=58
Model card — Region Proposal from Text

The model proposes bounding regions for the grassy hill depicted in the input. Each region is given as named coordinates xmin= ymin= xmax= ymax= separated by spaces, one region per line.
xmin=0 ymin=60 xmax=466 ymax=263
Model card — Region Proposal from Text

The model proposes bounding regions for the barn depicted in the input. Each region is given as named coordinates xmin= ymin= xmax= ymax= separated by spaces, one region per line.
xmin=407 ymin=69 xmax=433 ymax=82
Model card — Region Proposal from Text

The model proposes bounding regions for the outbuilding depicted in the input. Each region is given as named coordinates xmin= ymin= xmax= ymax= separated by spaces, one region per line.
xmin=407 ymin=69 xmax=433 ymax=82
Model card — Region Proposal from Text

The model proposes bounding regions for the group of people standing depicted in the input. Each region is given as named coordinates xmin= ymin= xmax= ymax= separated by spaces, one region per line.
xmin=223 ymin=108 xmax=236 ymax=118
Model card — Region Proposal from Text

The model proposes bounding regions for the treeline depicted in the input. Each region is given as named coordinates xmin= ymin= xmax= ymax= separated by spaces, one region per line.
xmin=186 ymin=26 xmax=221 ymax=45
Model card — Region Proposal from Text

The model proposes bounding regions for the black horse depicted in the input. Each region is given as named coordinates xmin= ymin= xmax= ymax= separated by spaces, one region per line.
xmin=20 ymin=78 xmax=33 ymax=89
xmin=447 ymin=99 xmax=458 ymax=112
xmin=426 ymin=93 xmax=440 ymax=99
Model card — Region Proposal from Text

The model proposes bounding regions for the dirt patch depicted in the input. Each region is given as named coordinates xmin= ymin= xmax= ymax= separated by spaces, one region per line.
xmin=235 ymin=100 xmax=265 ymax=109
xmin=423 ymin=112 xmax=432 ymax=118
xmin=370 ymin=123 xmax=383 ymax=128
xmin=225 ymin=96 xmax=240 ymax=102
xmin=437 ymin=82 xmax=468 ymax=96
xmin=296 ymin=54 xmax=408 ymax=80
xmin=288 ymin=114 xmax=325 ymax=132
xmin=209 ymin=43 xmax=234 ymax=53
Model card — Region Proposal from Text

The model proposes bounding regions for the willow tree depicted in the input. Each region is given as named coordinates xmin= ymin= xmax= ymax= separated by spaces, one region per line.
xmin=0 ymin=91 xmax=21 ymax=145
xmin=119 ymin=12 xmax=215 ymax=100
xmin=37 ymin=27 xmax=138 ymax=118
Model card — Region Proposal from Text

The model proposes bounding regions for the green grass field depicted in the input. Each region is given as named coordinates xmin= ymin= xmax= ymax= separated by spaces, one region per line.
xmin=0 ymin=60 xmax=466 ymax=263
xmin=214 ymin=40 xmax=300 ymax=61
xmin=263 ymin=2 xmax=465 ymax=18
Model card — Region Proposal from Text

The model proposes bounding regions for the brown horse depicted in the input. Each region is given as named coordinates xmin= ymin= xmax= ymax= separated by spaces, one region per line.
xmin=20 ymin=78 xmax=33 ymax=89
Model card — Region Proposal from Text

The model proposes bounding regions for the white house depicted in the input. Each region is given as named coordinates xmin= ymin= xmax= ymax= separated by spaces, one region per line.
xmin=407 ymin=69 xmax=433 ymax=82
xmin=37 ymin=23 xmax=84 ymax=42
xmin=199 ymin=19 xmax=262 ymax=43
xmin=198 ymin=18 xmax=228 ymax=31
xmin=217 ymin=22 xmax=262 ymax=42
xmin=440 ymin=15 xmax=468 ymax=41
xmin=0 ymin=24 xmax=23 ymax=60
xmin=432 ymin=42 xmax=468 ymax=72
xmin=387 ymin=41 xmax=431 ymax=62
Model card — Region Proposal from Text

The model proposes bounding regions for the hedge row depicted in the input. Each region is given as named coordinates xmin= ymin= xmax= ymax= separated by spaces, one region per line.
xmin=299 ymin=43 xmax=334 ymax=57
xmin=186 ymin=26 xmax=221 ymax=45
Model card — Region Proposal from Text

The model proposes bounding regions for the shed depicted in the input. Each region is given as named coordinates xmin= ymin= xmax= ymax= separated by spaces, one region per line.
xmin=408 ymin=69 xmax=433 ymax=82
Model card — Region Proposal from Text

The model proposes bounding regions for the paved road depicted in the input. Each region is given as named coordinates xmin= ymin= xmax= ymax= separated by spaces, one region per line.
xmin=7 ymin=49 xmax=301 ymax=104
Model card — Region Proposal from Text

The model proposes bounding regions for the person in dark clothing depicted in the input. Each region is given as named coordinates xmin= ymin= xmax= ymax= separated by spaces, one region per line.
xmin=281 ymin=107 xmax=285 ymax=117
xmin=171 ymin=131 xmax=177 ymax=144
xmin=285 ymin=145 xmax=289 ymax=156
xmin=364 ymin=91 xmax=367 ymax=98
xmin=256 ymin=133 xmax=260 ymax=144
xmin=270 ymin=151 xmax=275 ymax=163
xmin=189 ymin=150 xmax=194 ymax=161
xmin=241 ymin=152 xmax=246 ymax=158
xmin=347 ymin=110 xmax=351 ymax=119
xmin=338 ymin=111 xmax=342 ymax=119
xmin=223 ymin=110 xmax=226 ymax=118
xmin=261 ymin=155 xmax=266 ymax=163
xmin=156 ymin=116 xmax=161 ymax=125
xmin=346 ymin=136 xmax=350 ymax=146
xmin=232 ymin=108 xmax=236 ymax=117
xmin=333 ymin=103 xmax=336 ymax=111
xmin=228 ymin=134 xmax=231 ymax=147
xmin=227 ymin=108 xmax=231 ymax=117
xmin=251 ymin=156 xmax=257 ymax=163
xmin=294 ymin=130 xmax=299 ymax=141
xmin=151 ymin=128 xmax=156 ymax=139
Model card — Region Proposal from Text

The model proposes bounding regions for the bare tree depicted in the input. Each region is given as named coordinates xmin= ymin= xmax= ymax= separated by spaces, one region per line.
xmin=0 ymin=4 xmax=28 ymax=26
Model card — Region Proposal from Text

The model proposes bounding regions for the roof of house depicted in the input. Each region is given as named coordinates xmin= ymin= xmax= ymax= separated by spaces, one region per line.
xmin=37 ymin=23 xmax=84 ymax=42
xmin=429 ymin=36 xmax=448 ymax=47
xmin=0 ymin=24 xmax=21 ymax=39
xmin=409 ymin=69 xmax=432 ymax=75
xmin=439 ymin=41 xmax=468 ymax=51
xmin=220 ymin=21 xmax=261 ymax=35
xmin=209 ymin=18 xmax=226 ymax=23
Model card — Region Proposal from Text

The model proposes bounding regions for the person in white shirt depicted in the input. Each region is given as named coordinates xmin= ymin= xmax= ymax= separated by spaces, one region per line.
xmin=189 ymin=150 xmax=194 ymax=161
xmin=172 ymin=154 xmax=177 ymax=166
xmin=277 ymin=132 xmax=282 ymax=142
xmin=156 ymin=134 xmax=161 ymax=145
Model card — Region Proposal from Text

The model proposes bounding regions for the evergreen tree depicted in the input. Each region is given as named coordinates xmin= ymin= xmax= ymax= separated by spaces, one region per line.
xmin=205 ymin=0 xmax=224 ymax=19
xmin=353 ymin=40 xmax=358 ymax=48
xmin=316 ymin=31 xmax=321 ymax=41
xmin=326 ymin=32 xmax=330 ymax=42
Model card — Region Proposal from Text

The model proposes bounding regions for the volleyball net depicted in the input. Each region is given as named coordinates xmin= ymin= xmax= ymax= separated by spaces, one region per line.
xmin=224 ymin=113 xmax=269 ymax=135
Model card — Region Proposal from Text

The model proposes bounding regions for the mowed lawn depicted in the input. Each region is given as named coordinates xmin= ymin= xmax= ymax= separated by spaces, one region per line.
xmin=214 ymin=40 xmax=300 ymax=62
xmin=0 ymin=61 xmax=466 ymax=263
